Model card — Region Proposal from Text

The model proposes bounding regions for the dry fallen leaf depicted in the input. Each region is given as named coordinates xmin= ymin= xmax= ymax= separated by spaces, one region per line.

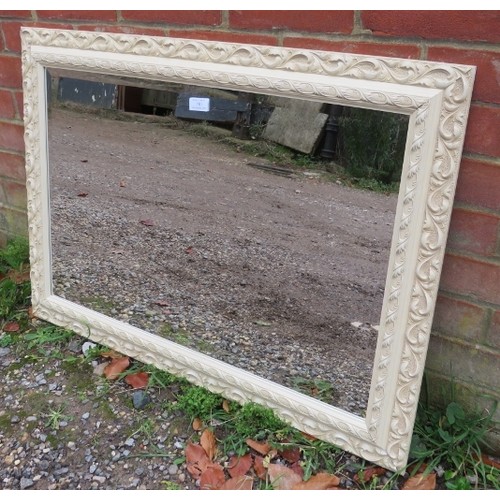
xmin=124 ymin=372 xmax=149 ymax=389
xmin=220 ymin=475 xmax=254 ymax=490
xmin=280 ymin=446 xmax=301 ymax=464
xmin=293 ymin=472 xmax=341 ymax=490
xmin=139 ymin=219 xmax=155 ymax=227
xmin=222 ymin=400 xmax=231 ymax=413
xmin=253 ymin=455 xmax=267 ymax=480
xmin=103 ymin=356 xmax=130 ymax=380
xmin=77 ymin=192 xmax=88 ymax=197
xmin=185 ymin=442 xmax=211 ymax=479
xmin=268 ymin=463 xmax=303 ymax=490
xmin=7 ymin=268 xmax=30 ymax=284
xmin=200 ymin=428 xmax=217 ymax=461
xmin=199 ymin=463 xmax=226 ymax=490
xmin=402 ymin=472 xmax=437 ymax=490
xmin=192 ymin=418 xmax=203 ymax=431
xmin=3 ymin=321 xmax=20 ymax=332
xmin=246 ymin=439 xmax=271 ymax=456
xmin=119 ymin=179 xmax=127 ymax=188
xmin=227 ymin=454 xmax=253 ymax=478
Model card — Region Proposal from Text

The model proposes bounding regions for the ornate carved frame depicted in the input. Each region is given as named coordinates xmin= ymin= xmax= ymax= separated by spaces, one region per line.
xmin=21 ymin=28 xmax=475 ymax=471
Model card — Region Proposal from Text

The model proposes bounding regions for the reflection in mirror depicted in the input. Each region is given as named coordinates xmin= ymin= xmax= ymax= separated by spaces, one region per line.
xmin=48 ymin=71 xmax=407 ymax=416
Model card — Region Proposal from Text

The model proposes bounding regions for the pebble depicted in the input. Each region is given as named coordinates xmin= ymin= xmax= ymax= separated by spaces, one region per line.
xmin=20 ymin=477 xmax=34 ymax=490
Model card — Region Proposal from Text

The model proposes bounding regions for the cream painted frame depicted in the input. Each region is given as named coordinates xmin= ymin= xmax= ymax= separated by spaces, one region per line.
xmin=21 ymin=27 xmax=475 ymax=472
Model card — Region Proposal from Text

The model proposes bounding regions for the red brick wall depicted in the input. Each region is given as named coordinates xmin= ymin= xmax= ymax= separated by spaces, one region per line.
xmin=0 ymin=10 xmax=499 ymax=446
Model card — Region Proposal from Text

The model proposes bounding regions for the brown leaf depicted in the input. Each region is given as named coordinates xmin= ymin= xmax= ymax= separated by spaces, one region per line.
xmin=199 ymin=463 xmax=226 ymax=490
xmin=268 ymin=463 xmax=303 ymax=490
xmin=220 ymin=475 xmax=253 ymax=490
xmin=222 ymin=400 xmax=231 ymax=413
xmin=80 ymin=159 xmax=88 ymax=163
xmin=3 ymin=321 xmax=20 ymax=332
xmin=227 ymin=454 xmax=253 ymax=478
xmin=253 ymin=455 xmax=267 ymax=480
xmin=185 ymin=246 xmax=194 ymax=254
xmin=293 ymin=472 xmax=341 ymax=490
xmin=246 ymin=438 xmax=270 ymax=456
xmin=28 ymin=306 xmax=35 ymax=319
xmin=192 ymin=418 xmax=203 ymax=431
xmin=402 ymin=472 xmax=436 ymax=490
xmin=481 ymin=453 xmax=500 ymax=470
xmin=185 ymin=442 xmax=211 ymax=479
xmin=103 ymin=356 xmax=130 ymax=380
xmin=119 ymin=179 xmax=127 ymax=188
xmin=280 ymin=446 xmax=301 ymax=464
xmin=124 ymin=372 xmax=149 ymax=389
xmin=200 ymin=428 xmax=217 ymax=461
xmin=139 ymin=219 xmax=155 ymax=226
xmin=77 ymin=192 xmax=88 ymax=197
xmin=355 ymin=466 xmax=387 ymax=483
xmin=289 ymin=461 xmax=304 ymax=478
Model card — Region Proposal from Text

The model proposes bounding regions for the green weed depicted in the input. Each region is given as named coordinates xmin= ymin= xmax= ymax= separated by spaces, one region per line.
xmin=0 ymin=237 xmax=29 ymax=273
xmin=410 ymin=401 xmax=499 ymax=489
xmin=45 ymin=405 xmax=72 ymax=430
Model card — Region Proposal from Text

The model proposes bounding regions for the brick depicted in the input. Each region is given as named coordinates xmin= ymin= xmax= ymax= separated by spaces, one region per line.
xmin=0 ymin=178 xmax=26 ymax=209
xmin=0 ymin=206 xmax=28 ymax=236
xmin=0 ymin=55 xmax=22 ymax=88
xmin=427 ymin=47 xmax=500 ymax=105
xmin=121 ymin=11 xmax=222 ymax=26
xmin=426 ymin=334 xmax=500 ymax=390
xmin=229 ymin=10 xmax=354 ymax=33
xmin=1 ymin=21 xmax=73 ymax=53
xmin=455 ymin=158 xmax=500 ymax=212
xmin=447 ymin=208 xmax=499 ymax=257
xmin=0 ymin=11 xmax=32 ymax=19
xmin=0 ymin=90 xmax=16 ymax=119
xmin=361 ymin=11 xmax=500 ymax=43
xmin=433 ymin=295 xmax=487 ymax=342
xmin=14 ymin=90 xmax=23 ymax=119
xmin=464 ymin=105 xmax=500 ymax=158
xmin=0 ymin=121 xmax=25 ymax=153
xmin=284 ymin=37 xmax=420 ymax=59
xmin=440 ymin=254 xmax=500 ymax=304
xmin=490 ymin=310 xmax=500 ymax=350
xmin=0 ymin=151 xmax=25 ymax=180
xmin=76 ymin=24 xmax=166 ymax=38
xmin=170 ymin=29 xmax=278 ymax=47
xmin=36 ymin=10 xmax=117 ymax=22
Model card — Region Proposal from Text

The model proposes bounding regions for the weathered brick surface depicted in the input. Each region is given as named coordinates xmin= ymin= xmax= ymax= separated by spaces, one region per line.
xmin=229 ymin=10 xmax=354 ymax=33
xmin=490 ymin=310 xmax=500 ymax=350
xmin=0 ymin=121 xmax=24 ymax=153
xmin=0 ymin=151 xmax=25 ymax=181
xmin=464 ymin=105 xmax=500 ymax=158
xmin=0 ymin=55 xmax=22 ymax=88
xmin=0 ymin=11 xmax=32 ymax=19
xmin=170 ymin=29 xmax=278 ymax=47
xmin=447 ymin=208 xmax=499 ymax=257
xmin=455 ymin=159 xmax=500 ymax=212
xmin=121 ymin=10 xmax=222 ymax=26
xmin=0 ymin=89 xmax=16 ymax=119
xmin=283 ymin=37 xmax=420 ymax=58
xmin=426 ymin=335 xmax=500 ymax=390
xmin=37 ymin=11 xmax=117 ymax=22
xmin=0 ymin=206 xmax=27 ymax=236
xmin=440 ymin=254 xmax=500 ymax=304
xmin=0 ymin=178 xmax=26 ymax=209
xmin=433 ymin=295 xmax=487 ymax=342
xmin=362 ymin=11 xmax=500 ymax=43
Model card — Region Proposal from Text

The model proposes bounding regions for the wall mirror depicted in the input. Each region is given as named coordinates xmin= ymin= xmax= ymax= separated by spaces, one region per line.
xmin=21 ymin=28 xmax=475 ymax=471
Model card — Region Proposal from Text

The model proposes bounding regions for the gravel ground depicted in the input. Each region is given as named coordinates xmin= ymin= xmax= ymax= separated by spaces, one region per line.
xmin=47 ymin=107 xmax=397 ymax=417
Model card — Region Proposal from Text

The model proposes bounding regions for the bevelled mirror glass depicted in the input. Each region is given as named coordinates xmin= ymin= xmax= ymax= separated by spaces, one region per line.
xmin=21 ymin=28 xmax=475 ymax=471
